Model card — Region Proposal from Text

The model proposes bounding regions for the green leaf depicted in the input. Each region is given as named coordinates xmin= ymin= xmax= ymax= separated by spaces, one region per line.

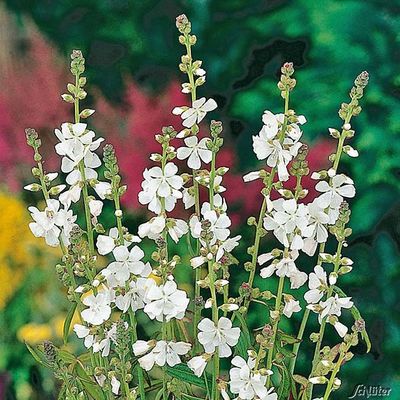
xmin=25 ymin=342 xmax=52 ymax=368
xmin=276 ymin=362 xmax=292 ymax=399
xmin=74 ymin=361 xmax=106 ymax=400
xmin=233 ymin=311 xmax=252 ymax=358
xmin=63 ymin=302 xmax=77 ymax=345
xmin=332 ymin=286 xmax=371 ymax=352
xmin=166 ymin=363 xmax=211 ymax=389
xmin=58 ymin=349 xmax=76 ymax=364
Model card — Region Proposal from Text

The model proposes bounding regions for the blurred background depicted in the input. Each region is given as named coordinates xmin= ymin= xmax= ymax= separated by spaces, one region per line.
xmin=0 ymin=0 xmax=399 ymax=399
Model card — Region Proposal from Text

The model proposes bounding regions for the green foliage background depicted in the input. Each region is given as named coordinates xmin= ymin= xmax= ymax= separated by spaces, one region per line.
xmin=4 ymin=0 xmax=400 ymax=398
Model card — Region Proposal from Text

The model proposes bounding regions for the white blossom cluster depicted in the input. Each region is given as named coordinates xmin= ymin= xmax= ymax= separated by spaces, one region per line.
xmin=24 ymin=16 xmax=369 ymax=400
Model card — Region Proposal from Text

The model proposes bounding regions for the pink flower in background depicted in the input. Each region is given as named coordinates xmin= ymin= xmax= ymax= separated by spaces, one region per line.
xmin=0 ymin=27 xmax=334 ymax=224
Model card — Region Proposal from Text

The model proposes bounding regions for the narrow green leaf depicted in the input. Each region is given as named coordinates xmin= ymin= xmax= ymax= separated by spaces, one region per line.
xmin=233 ymin=311 xmax=252 ymax=358
xmin=332 ymin=285 xmax=372 ymax=352
xmin=74 ymin=361 xmax=105 ymax=400
xmin=166 ymin=363 xmax=211 ymax=389
xmin=63 ymin=302 xmax=77 ymax=345
xmin=25 ymin=342 xmax=52 ymax=368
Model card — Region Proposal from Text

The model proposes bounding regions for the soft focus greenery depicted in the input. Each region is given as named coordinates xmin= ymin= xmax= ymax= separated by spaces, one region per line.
xmin=2 ymin=0 xmax=400 ymax=399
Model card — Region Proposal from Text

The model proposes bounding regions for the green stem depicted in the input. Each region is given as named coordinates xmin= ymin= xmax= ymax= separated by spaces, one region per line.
xmin=322 ymin=344 xmax=349 ymax=400
xmin=289 ymin=308 xmax=310 ymax=375
xmin=73 ymin=73 xmax=95 ymax=257
xmin=266 ymin=275 xmax=285 ymax=386
xmin=306 ymin=241 xmax=343 ymax=399
xmin=129 ymin=310 xmax=146 ymax=400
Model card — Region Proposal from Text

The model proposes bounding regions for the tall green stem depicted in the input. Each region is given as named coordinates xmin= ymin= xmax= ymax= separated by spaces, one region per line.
xmin=73 ymin=73 xmax=95 ymax=256
xmin=266 ymin=274 xmax=285 ymax=386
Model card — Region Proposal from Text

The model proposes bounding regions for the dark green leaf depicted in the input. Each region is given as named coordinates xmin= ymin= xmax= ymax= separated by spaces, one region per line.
xmin=166 ymin=363 xmax=211 ymax=389
xmin=63 ymin=302 xmax=77 ymax=345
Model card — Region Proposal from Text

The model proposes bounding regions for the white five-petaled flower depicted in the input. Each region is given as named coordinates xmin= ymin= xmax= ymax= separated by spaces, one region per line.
xmin=229 ymin=356 xmax=277 ymax=400
xmin=138 ymin=216 xmax=166 ymax=240
xmin=319 ymin=294 xmax=353 ymax=320
xmin=168 ymin=218 xmax=189 ymax=243
xmin=138 ymin=163 xmax=183 ymax=213
xmin=81 ymin=291 xmax=112 ymax=326
xmin=133 ymin=340 xmax=191 ymax=371
xmin=190 ymin=205 xmax=231 ymax=245
xmin=304 ymin=265 xmax=328 ymax=304
xmin=102 ymin=245 xmax=150 ymax=288
xmin=197 ymin=317 xmax=240 ymax=357
xmin=302 ymin=200 xmax=330 ymax=255
xmin=177 ymin=136 xmax=212 ymax=169
xmin=73 ymin=324 xmax=95 ymax=350
xmin=173 ymin=97 xmax=217 ymax=128
xmin=216 ymin=235 xmax=242 ymax=262
xmin=144 ymin=280 xmax=189 ymax=322
xmin=264 ymin=198 xmax=309 ymax=250
xmin=28 ymin=199 xmax=72 ymax=247
xmin=55 ymin=123 xmax=94 ymax=162
xmin=315 ymin=174 xmax=356 ymax=214
xmin=115 ymin=277 xmax=155 ymax=313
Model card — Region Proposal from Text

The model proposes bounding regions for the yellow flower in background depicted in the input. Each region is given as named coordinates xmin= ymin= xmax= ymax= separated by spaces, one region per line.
xmin=17 ymin=323 xmax=52 ymax=344
xmin=0 ymin=193 xmax=35 ymax=309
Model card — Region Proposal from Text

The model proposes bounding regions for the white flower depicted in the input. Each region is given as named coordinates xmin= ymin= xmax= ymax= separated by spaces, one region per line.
xmin=115 ymin=277 xmax=155 ymax=313
xmin=198 ymin=317 xmax=240 ymax=357
xmin=190 ymin=206 xmax=231 ymax=245
xmin=173 ymin=97 xmax=217 ymax=128
xmin=182 ymin=187 xmax=195 ymax=209
xmin=144 ymin=280 xmax=189 ymax=322
xmin=55 ymin=123 xmax=94 ymax=162
xmin=229 ymin=356 xmax=276 ymax=400
xmin=81 ymin=292 xmax=112 ymax=325
xmin=216 ymin=235 xmax=241 ymax=261
xmin=102 ymin=246 xmax=149 ymax=287
xmin=302 ymin=200 xmax=330 ymax=256
xmin=190 ymin=255 xmax=207 ymax=269
xmin=177 ymin=136 xmax=212 ymax=169
xmin=28 ymin=199 xmax=65 ymax=247
xmin=139 ymin=163 xmax=183 ymax=213
xmin=264 ymin=199 xmax=309 ymax=250
xmin=93 ymin=181 xmax=112 ymax=199
xmin=304 ymin=265 xmax=327 ymax=304
xmin=93 ymin=322 xmax=127 ymax=357
xmin=187 ymin=354 xmax=209 ymax=377
xmin=96 ymin=227 xmax=140 ymax=255
xmin=89 ymin=199 xmax=103 ymax=217
xmin=59 ymin=184 xmax=82 ymax=208
xmin=319 ymin=294 xmax=353 ymax=320
xmin=138 ymin=216 xmax=166 ymax=240
xmin=73 ymin=324 xmax=95 ymax=349
xmin=333 ymin=321 xmax=349 ymax=338
xmin=252 ymin=132 xmax=292 ymax=181
xmin=243 ymin=170 xmax=262 ymax=182
xmin=168 ymin=219 xmax=189 ymax=243
xmin=111 ymin=376 xmax=120 ymax=395
xmin=259 ymin=251 xmax=307 ymax=289
xmin=133 ymin=340 xmax=191 ymax=371
xmin=283 ymin=298 xmax=301 ymax=318
xmin=315 ymin=174 xmax=355 ymax=212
